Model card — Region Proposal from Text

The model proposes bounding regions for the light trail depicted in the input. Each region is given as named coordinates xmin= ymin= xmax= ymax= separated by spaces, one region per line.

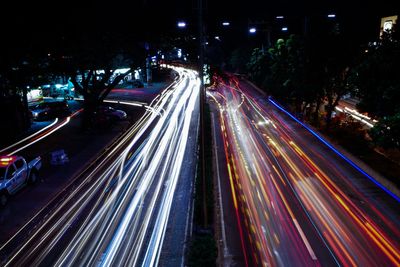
xmin=0 ymin=118 xmax=59 ymax=154
xmin=209 ymin=75 xmax=400 ymax=266
xmin=0 ymin=98 xmax=149 ymax=156
xmin=9 ymin=117 xmax=70 ymax=156
xmin=1 ymin=67 xmax=200 ymax=267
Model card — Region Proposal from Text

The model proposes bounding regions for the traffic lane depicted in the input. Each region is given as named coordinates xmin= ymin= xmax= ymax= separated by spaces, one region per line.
xmin=158 ymin=92 xmax=199 ymax=267
xmin=208 ymin=100 xmax=248 ymax=267
xmin=218 ymin=96 xmax=335 ymax=266
xmin=0 ymin=106 xmax=145 ymax=247
xmin=234 ymin=83 xmax=400 ymax=265
xmin=258 ymin=101 xmax=400 ymax=239
xmin=249 ymin=119 xmax=388 ymax=266
xmin=264 ymin=106 xmax=400 ymax=264
xmin=239 ymin=79 xmax=399 ymax=222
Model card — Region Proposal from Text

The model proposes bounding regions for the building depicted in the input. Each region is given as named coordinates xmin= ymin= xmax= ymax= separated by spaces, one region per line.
xmin=380 ymin=15 xmax=398 ymax=37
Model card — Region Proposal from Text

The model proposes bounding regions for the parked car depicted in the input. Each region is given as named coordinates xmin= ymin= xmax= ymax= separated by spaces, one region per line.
xmin=0 ymin=155 xmax=42 ymax=206
xmin=98 ymin=106 xmax=127 ymax=121
xmin=30 ymin=101 xmax=70 ymax=121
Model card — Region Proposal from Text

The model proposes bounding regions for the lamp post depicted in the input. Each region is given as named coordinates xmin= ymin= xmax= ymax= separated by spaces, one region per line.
xmin=248 ymin=21 xmax=272 ymax=54
xmin=197 ymin=0 xmax=208 ymax=228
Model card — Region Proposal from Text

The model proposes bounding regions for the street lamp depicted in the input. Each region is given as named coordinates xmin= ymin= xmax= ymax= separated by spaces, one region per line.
xmin=327 ymin=14 xmax=336 ymax=18
xmin=249 ymin=27 xmax=257 ymax=34
xmin=281 ymin=27 xmax=288 ymax=32
xmin=222 ymin=21 xmax=230 ymax=26
xmin=276 ymin=16 xmax=284 ymax=19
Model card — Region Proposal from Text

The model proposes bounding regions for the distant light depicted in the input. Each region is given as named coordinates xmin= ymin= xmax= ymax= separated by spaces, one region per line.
xmin=215 ymin=36 xmax=220 ymax=40
xmin=47 ymin=53 xmax=51 ymax=57
xmin=205 ymin=42 xmax=209 ymax=45
xmin=276 ymin=16 xmax=284 ymax=19
xmin=328 ymin=14 xmax=336 ymax=18
xmin=222 ymin=22 xmax=230 ymax=26
xmin=281 ymin=27 xmax=288 ymax=31
xmin=192 ymin=37 xmax=196 ymax=40
xmin=26 ymin=86 xmax=30 ymax=89
xmin=249 ymin=27 xmax=256 ymax=34
xmin=177 ymin=21 xmax=186 ymax=28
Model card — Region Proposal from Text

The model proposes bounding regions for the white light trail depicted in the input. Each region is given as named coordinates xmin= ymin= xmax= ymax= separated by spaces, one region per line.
xmin=0 ymin=118 xmax=58 ymax=154
xmin=2 ymin=66 xmax=200 ymax=267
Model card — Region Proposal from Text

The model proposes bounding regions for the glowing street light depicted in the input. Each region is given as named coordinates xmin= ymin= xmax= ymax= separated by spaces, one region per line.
xmin=177 ymin=21 xmax=186 ymax=28
xmin=222 ymin=21 xmax=230 ymax=26
xmin=327 ymin=14 xmax=336 ymax=18
xmin=276 ymin=16 xmax=284 ymax=19
xmin=249 ymin=27 xmax=257 ymax=34
xmin=281 ymin=27 xmax=288 ymax=32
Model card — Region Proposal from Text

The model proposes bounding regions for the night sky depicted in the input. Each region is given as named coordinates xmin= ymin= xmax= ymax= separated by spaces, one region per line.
xmin=1 ymin=0 xmax=399 ymax=54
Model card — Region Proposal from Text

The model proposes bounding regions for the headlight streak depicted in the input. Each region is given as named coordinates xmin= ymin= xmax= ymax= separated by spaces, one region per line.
xmin=9 ymin=117 xmax=70 ymax=156
xmin=209 ymin=78 xmax=400 ymax=266
xmin=3 ymin=99 xmax=149 ymax=156
xmin=0 ymin=118 xmax=58 ymax=154
xmin=2 ymin=67 xmax=200 ymax=267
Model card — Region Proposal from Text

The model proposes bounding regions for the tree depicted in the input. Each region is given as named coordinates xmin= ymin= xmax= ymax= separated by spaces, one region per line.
xmin=229 ymin=47 xmax=251 ymax=73
xmin=0 ymin=52 xmax=51 ymax=145
xmin=350 ymin=24 xmax=400 ymax=149
xmin=350 ymin=25 xmax=400 ymax=118
xmin=247 ymin=47 xmax=270 ymax=85
xmin=263 ymin=35 xmax=326 ymax=119
xmin=370 ymin=113 xmax=400 ymax=149
xmin=50 ymin=32 xmax=145 ymax=129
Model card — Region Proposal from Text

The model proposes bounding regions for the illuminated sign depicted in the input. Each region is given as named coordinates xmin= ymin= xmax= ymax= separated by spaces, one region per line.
xmin=27 ymin=89 xmax=43 ymax=104
xmin=380 ymin=15 xmax=398 ymax=37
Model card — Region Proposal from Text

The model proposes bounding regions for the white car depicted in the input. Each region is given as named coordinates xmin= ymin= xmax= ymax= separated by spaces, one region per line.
xmin=0 ymin=155 xmax=42 ymax=206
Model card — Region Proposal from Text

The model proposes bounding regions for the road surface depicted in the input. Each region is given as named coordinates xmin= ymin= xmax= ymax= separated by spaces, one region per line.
xmin=209 ymin=75 xmax=400 ymax=266
xmin=0 ymin=66 xmax=200 ymax=267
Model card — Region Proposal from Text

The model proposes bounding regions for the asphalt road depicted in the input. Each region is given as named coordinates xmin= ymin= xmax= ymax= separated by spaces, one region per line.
xmin=208 ymin=75 xmax=400 ymax=266
xmin=0 ymin=101 xmax=144 ymax=258
xmin=0 ymin=66 xmax=200 ymax=266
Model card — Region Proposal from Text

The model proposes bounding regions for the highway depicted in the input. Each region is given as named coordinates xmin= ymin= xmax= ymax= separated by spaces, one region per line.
xmin=208 ymin=75 xmax=400 ymax=266
xmin=0 ymin=66 xmax=200 ymax=267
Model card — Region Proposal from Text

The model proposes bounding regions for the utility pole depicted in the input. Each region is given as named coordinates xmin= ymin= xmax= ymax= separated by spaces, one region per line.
xmin=197 ymin=0 xmax=207 ymax=228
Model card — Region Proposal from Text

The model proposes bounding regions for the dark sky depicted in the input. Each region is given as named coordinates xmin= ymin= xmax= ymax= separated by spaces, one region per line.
xmin=2 ymin=0 xmax=398 ymax=31
xmin=1 ymin=0 xmax=399 ymax=53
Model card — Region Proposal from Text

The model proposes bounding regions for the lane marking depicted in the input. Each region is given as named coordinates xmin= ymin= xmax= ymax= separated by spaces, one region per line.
xmin=293 ymin=219 xmax=318 ymax=260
